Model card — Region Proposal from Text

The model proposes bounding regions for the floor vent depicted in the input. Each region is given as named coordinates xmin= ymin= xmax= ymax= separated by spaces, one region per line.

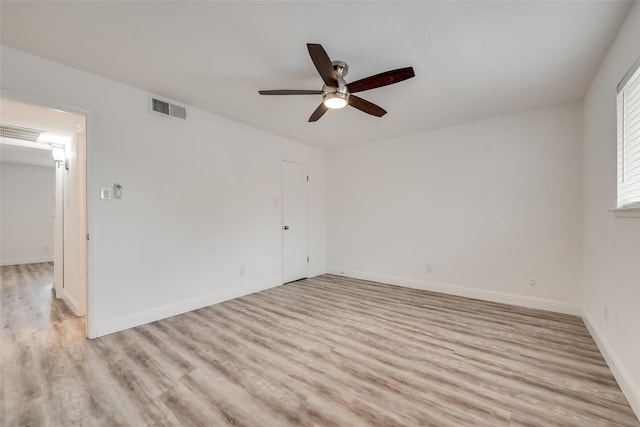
xmin=0 ymin=124 xmax=44 ymax=142
xmin=150 ymin=97 xmax=187 ymax=120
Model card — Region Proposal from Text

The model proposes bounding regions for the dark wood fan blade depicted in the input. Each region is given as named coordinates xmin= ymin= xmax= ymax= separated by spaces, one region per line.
xmin=308 ymin=103 xmax=329 ymax=122
xmin=346 ymin=67 xmax=415 ymax=93
xmin=307 ymin=43 xmax=338 ymax=87
xmin=258 ymin=90 xmax=323 ymax=95
xmin=348 ymin=95 xmax=387 ymax=117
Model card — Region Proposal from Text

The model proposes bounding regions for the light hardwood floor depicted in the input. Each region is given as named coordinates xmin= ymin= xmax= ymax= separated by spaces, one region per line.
xmin=1 ymin=263 xmax=638 ymax=426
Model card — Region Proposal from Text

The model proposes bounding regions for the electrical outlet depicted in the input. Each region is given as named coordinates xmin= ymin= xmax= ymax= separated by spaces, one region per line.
xmin=529 ymin=278 xmax=537 ymax=287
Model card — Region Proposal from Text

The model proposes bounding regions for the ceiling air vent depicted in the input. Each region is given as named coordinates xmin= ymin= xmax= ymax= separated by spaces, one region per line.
xmin=0 ymin=124 xmax=44 ymax=142
xmin=150 ymin=97 xmax=187 ymax=120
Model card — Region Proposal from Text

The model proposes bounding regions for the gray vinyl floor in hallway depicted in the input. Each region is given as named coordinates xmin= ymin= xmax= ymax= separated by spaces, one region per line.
xmin=1 ymin=262 xmax=638 ymax=426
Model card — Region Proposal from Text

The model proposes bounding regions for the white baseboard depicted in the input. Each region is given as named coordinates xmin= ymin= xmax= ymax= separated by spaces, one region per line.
xmin=95 ymin=280 xmax=280 ymax=337
xmin=326 ymin=268 xmax=581 ymax=316
xmin=1 ymin=256 xmax=54 ymax=266
xmin=582 ymin=310 xmax=640 ymax=421
xmin=62 ymin=289 xmax=81 ymax=316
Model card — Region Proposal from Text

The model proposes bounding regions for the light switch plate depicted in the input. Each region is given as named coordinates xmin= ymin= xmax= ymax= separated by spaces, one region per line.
xmin=100 ymin=187 xmax=112 ymax=200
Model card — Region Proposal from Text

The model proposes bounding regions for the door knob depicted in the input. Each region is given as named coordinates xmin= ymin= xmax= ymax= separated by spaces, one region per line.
xmin=283 ymin=225 xmax=289 ymax=230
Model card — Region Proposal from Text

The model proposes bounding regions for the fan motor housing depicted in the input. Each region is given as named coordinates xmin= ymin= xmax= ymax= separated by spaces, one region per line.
xmin=332 ymin=61 xmax=348 ymax=77
xmin=322 ymin=60 xmax=350 ymax=105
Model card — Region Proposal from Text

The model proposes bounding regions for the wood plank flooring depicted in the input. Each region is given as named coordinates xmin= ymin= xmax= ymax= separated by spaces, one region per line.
xmin=1 ymin=263 xmax=638 ymax=426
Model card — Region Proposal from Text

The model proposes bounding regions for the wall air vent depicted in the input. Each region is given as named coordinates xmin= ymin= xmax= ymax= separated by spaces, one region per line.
xmin=0 ymin=124 xmax=44 ymax=142
xmin=150 ymin=97 xmax=187 ymax=120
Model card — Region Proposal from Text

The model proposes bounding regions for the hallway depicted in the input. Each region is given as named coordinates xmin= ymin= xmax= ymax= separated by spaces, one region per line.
xmin=1 ymin=263 xmax=78 ymax=330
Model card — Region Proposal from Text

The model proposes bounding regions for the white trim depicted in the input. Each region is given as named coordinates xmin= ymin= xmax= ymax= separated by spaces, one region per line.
xmin=582 ymin=310 xmax=640 ymax=420
xmin=62 ymin=289 xmax=81 ymax=316
xmin=95 ymin=280 xmax=279 ymax=337
xmin=0 ymin=256 xmax=53 ymax=267
xmin=610 ymin=206 xmax=640 ymax=218
xmin=618 ymin=55 xmax=640 ymax=93
xmin=327 ymin=268 xmax=581 ymax=316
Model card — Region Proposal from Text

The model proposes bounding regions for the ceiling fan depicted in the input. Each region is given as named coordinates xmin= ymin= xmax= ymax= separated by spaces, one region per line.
xmin=259 ymin=43 xmax=415 ymax=122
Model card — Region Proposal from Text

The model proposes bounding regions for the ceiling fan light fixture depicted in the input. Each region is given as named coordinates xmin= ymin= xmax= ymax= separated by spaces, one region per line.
xmin=323 ymin=92 xmax=348 ymax=109
xmin=258 ymin=43 xmax=414 ymax=121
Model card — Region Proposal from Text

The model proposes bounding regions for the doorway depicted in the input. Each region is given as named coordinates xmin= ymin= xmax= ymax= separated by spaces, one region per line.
xmin=0 ymin=97 xmax=88 ymax=328
xmin=282 ymin=161 xmax=308 ymax=283
xmin=57 ymin=123 xmax=87 ymax=315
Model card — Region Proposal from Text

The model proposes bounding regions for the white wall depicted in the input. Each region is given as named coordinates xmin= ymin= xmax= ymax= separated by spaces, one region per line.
xmin=0 ymin=162 xmax=55 ymax=266
xmin=1 ymin=46 xmax=326 ymax=337
xmin=581 ymin=1 xmax=640 ymax=417
xmin=327 ymin=102 xmax=583 ymax=313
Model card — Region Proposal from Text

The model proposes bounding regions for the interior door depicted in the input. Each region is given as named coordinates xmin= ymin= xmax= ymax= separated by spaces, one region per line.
xmin=282 ymin=161 xmax=308 ymax=283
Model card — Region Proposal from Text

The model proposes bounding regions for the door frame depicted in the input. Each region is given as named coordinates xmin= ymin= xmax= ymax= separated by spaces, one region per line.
xmin=1 ymin=88 xmax=94 ymax=338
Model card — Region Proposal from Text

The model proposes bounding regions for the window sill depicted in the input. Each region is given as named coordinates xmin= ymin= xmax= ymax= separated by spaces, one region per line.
xmin=609 ymin=206 xmax=640 ymax=218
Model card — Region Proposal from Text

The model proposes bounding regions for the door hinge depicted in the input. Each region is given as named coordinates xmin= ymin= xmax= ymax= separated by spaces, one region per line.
xmin=307 ymin=256 xmax=309 ymax=263
xmin=86 ymin=233 xmax=90 ymax=241
xmin=307 ymin=175 xmax=309 ymax=182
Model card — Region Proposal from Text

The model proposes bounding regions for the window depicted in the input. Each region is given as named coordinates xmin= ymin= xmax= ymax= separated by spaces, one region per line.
xmin=617 ymin=57 xmax=640 ymax=209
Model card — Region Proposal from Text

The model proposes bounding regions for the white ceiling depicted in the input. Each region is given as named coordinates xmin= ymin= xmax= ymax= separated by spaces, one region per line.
xmin=0 ymin=98 xmax=84 ymax=167
xmin=0 ymin=1 xmax=632 ymax=149
xmin=1 ymin=143 xmax=53 ymax=168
